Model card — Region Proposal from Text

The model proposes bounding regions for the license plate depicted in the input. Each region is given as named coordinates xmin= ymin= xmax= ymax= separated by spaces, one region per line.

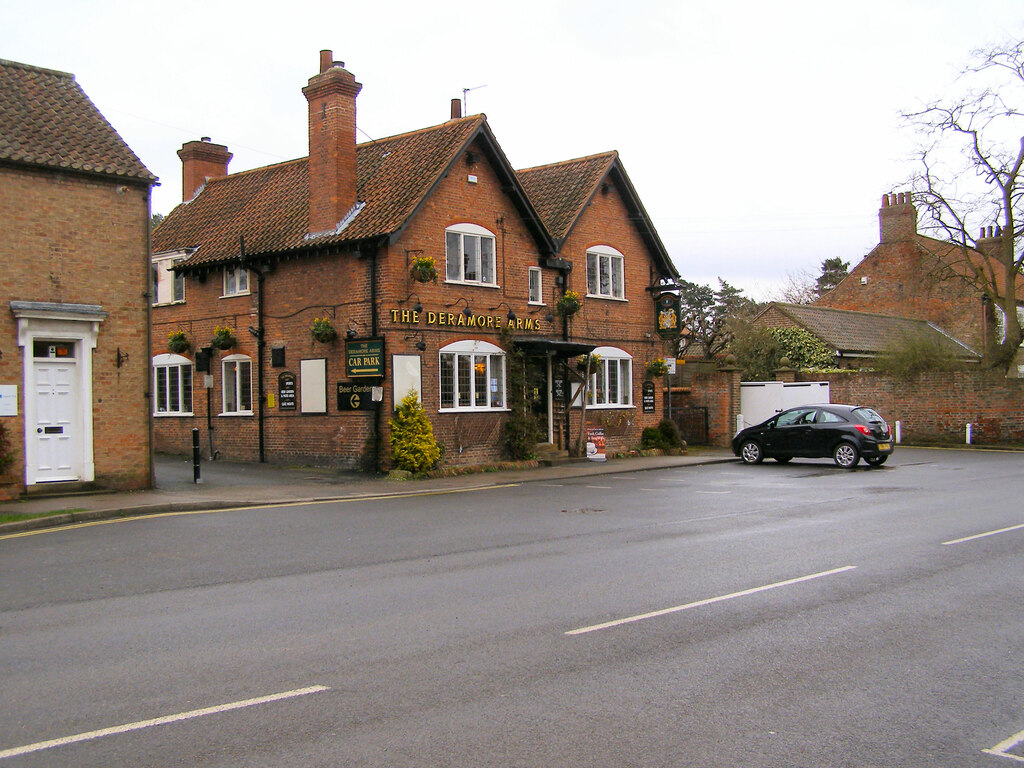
xmin=877 ymin=443 xmax=891 ymax=451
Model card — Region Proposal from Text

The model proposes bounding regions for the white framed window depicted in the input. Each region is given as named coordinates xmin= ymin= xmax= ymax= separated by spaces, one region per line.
xmin=223 ymin=266 xmax=250 ymax=297
xmin=221 ymin=354 xmax=253 ymax=415
xmin=152 ymin=353 xmax=193 ymax=415
xmin=586 ymin=245 xmax=625 ymax=299
xmin=152 ymin=254 xmax=186 ymax=305
xmin=445 ymin=224 xmax=497 ymax=286
xmin=576 ymin=346 xmax=633 ymax=408
xmin=439 ymin=340 xmax=506 ymax=411
xmin=528 ymin=267 xmax=543 ymax=304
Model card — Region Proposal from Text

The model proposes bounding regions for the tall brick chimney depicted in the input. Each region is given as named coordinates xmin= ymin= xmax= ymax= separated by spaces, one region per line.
xmin=177 ymin=137 xmax=232 ymax=202
xmin=302 ymin=50 xmax=362 ymax=235
xmin=879 ymin=192 xmax=918 ymax=244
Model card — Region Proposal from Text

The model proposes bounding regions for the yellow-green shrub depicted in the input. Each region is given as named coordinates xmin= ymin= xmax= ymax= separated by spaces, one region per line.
xmin=389 ymin=391 xmax=441 ymax=473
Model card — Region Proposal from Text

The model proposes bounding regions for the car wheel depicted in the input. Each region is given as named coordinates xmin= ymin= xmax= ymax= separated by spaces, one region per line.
xmin=774 ymin=456 xmax=792 ymax=463
xmin=740 ymin=440 xmax=764 ymax=464
xmin=833 ymin=442 xmax=860 ymax=469
xmin=865 ymin=455 xmax=888 ymax=467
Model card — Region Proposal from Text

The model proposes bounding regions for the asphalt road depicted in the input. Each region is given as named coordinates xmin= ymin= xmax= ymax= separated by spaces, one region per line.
xmin=1 ymin=448 xmax=1022 ymax=767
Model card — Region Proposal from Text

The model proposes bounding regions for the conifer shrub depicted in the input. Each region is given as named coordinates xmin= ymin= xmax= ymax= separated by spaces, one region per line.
xmin=389 ymin=390 xmax=441 ymax=474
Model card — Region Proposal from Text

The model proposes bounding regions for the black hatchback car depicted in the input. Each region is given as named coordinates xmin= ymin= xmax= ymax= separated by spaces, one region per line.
xmin=731 ymin=404 xmax=894 ymax=468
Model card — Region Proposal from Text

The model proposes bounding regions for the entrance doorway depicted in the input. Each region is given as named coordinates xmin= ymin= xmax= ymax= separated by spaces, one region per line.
xmin=524 ymin=353 xmax=552 ymax=444
xmin=12 ymin=301 xmax=106 ymax=486
xmin=32 ymin=341 xmax=81 ymax=482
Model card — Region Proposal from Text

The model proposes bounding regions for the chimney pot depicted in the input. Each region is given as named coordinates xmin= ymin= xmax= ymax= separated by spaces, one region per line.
xmin=319 ymin=50 xmax=334 ymax=73
xmin=451 ymin=98 xmax=462 ymax=120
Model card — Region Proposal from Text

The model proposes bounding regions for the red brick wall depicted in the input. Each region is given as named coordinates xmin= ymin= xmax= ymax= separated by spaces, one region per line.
xmin=674 ymin=363 xmax=1024 ymax=448
xmin=1 ymin=165 xmax=153 ymax=493
xmin=794 ymin=369 xmax=1024 ymax=444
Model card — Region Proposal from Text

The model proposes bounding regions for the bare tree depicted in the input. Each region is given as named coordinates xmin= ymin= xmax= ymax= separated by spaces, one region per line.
xmin=904 ymin=39 xmax=1024 ymax=369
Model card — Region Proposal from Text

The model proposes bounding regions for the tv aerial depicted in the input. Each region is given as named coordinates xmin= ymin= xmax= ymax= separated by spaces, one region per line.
xmin=462 ymin=84 xmax=487 ymax=115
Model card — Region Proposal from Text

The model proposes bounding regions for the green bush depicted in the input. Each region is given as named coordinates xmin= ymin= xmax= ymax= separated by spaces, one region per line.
xmin=503 ymin=349 xmax=540 ymax=460
xmin=389 ymin=390 xmax=441 ymax=474
xmin=641 ymin=427 xmax=665 ymax=450
xmin=657 ymin=419 xmax=683 ymax=449
xmin=0 ymin=422 xmax=14 ymax=475
xmin=874 ymin=331 xmax=964 ymax=378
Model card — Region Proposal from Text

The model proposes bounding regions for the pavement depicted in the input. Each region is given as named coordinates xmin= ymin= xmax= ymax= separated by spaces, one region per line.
xmin=0 ymin=448 xmax=736 ymax=534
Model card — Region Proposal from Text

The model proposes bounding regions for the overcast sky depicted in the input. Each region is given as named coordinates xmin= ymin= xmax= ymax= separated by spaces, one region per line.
xmin=4 ymin=0 xmax=1021 ymax=298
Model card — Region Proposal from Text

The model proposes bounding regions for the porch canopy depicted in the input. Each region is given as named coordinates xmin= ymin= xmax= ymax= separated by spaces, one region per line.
xmin=512 ymin=338 xmax=596 ymax=358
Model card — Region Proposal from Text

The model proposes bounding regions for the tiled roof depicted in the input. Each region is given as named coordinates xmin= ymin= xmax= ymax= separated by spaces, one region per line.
xmin=760 ymin=302 xmax=979 ymax=358
xmin=0 ymin=59 xmax=155 ymax=182
xmin=155 ymin=116 xmax=487 ymax=266
xmin=516 ymin=152 xmax=616 ymax=239
xmin=911 ymin=235 xmax=1024 ymax=303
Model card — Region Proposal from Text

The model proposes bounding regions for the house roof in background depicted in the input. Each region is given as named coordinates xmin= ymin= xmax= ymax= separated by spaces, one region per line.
xmin=0 ymin=58 xmax=155 ymax=183
xmin=758 ymin=302 xmax=980 ymax=359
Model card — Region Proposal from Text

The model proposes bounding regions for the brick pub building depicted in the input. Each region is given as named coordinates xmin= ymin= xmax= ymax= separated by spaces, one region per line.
xmin=151 ymin=51 xmax=679 ymax=470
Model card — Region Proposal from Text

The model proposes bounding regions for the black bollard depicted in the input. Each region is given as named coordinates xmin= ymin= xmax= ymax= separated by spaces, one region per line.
xmin=192 ymin=427 xmax=202 ymax=484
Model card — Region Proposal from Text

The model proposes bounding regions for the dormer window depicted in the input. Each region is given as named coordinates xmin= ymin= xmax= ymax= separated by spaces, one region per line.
xmin=586 ymin=245 xmax=625 ymax=300
xmin=445 ymin=224 xmax=497 ymax=286
xmin=152 ymin=253 xmax=186 ymax=305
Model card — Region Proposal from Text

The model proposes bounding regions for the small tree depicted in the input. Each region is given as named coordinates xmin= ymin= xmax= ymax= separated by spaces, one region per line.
xmin=389 ymin=390 xmax=441 ymax=473
xmin=815 ymin=257 xmax=850 ymax=297
xmin=677 ymin=278 xmax=758 ymax=358
xmin=503 ymin=348 xmax=541 ymax=460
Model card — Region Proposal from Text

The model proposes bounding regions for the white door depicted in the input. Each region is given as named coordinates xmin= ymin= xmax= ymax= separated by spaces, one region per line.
xmin=32 ymin=352 xmax=81 ymax=482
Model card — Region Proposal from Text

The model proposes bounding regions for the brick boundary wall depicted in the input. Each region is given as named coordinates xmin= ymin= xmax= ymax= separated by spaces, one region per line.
xmin=677 ymin=367 xmax=1024 ymax=447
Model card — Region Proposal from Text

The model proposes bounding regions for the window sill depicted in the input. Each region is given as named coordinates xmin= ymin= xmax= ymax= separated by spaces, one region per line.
xmin=585 ymin=294 xmax=628 ymax=302
xmin=219 ymin=411 xmax=254 ymax=417
xmin=575 ymin=403 xmax=635 ymax=410
xmin=152 ymin=300 xmax=187 ymax=307
xmin=154 ymin=412 xmax=195 ymax=417
xmin=443 ymin=280 xmax=500 ymax=290
xmin=438 ymin=407 xmax=510 ymax=414
xmin=220 ymin=292 xmax=251 ymax=299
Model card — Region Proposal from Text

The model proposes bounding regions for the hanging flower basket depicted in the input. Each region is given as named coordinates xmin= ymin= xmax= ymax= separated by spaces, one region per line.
xmin=210 ymin=325 xmax=237 ymax=350
xmin=167 ymin=330 xmax=191 ymax=354
xmin=556 ymin=290 xmax=582 ymax=317
xmin=410 ymin=255 xmax=438 ymax=283
xmin=646 ymin=358 xmax=670 ymax=377
xmin=311 ymin=317 xmax=338 ymax=343
xmin=575 ymin=352 xmax=601 ymax=372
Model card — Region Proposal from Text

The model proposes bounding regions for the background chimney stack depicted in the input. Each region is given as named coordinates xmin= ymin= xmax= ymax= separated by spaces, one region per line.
xmin=177 ymin=137 xmax=232 ymax=202
xmin=879 ymin=192 xmax=918 ymax=244
xmin=303 ymin=50 xmax=362 ymax=234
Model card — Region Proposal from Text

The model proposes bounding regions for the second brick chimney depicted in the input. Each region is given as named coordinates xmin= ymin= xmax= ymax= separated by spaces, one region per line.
xmin=177 ymin=137 xmax=232 ymax=202
xmin=302 ymin=50 xmax=362 ymax=235
xmin=879 ymin=192 xmax=918 ymax=244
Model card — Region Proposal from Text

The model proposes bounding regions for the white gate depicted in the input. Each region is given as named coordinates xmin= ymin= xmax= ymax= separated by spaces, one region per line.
xmin=738 ymin=381 xmax=829 ymax=430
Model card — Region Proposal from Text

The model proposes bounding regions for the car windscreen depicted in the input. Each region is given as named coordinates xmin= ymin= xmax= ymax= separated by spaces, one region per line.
xmin=852 ymin=407 xmax=885 ymax=424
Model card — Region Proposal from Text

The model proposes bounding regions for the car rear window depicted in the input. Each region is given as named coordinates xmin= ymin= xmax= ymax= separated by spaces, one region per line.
xmin=852 ymin=407 xmax=884 ymax=424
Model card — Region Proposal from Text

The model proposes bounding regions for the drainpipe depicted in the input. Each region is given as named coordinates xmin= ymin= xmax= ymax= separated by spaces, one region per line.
xmin=145 ymin=188 xmax=155 ymax=489
xmin=241 ymin=235 xmax=266 ymax=463
xmin=368 ymin=241 xmax=382 ymax=473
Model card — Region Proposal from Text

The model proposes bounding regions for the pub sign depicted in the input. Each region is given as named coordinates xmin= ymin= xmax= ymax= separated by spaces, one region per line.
xmin=346 ymin=338 xmax=385 ymax=378
xmin=656 ymin=292 xmax=681 ymax=339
